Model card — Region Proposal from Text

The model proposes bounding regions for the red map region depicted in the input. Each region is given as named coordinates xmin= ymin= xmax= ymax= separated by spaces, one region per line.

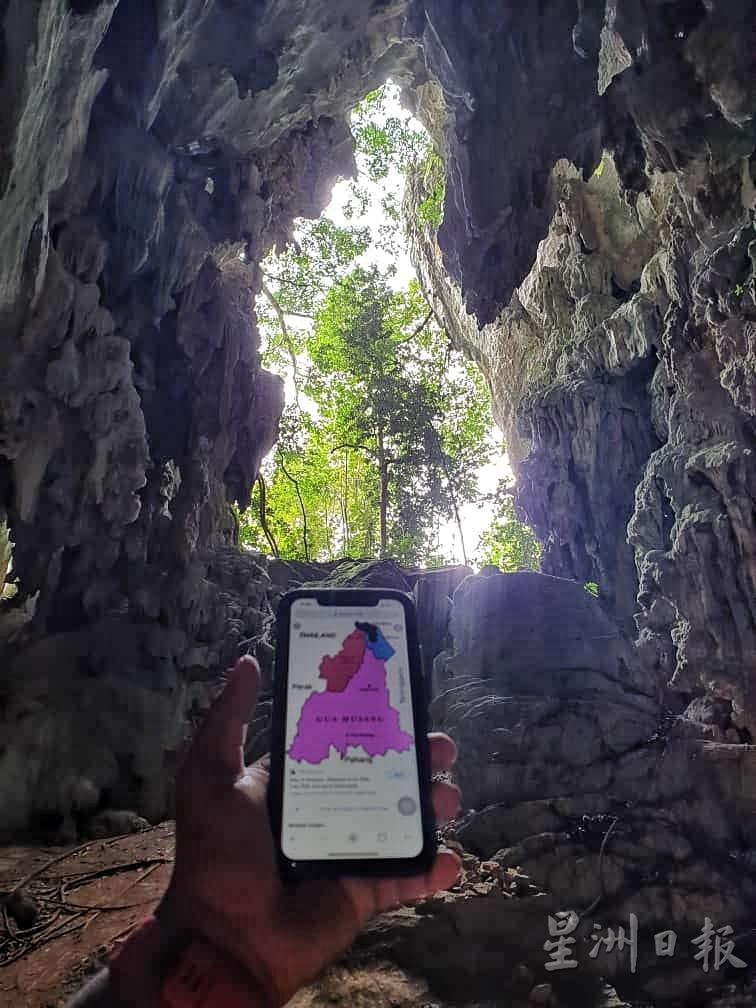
xmin=318 ymin=629 xmax=366 ymax=692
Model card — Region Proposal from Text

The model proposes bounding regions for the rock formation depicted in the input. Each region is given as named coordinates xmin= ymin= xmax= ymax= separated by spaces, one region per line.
xmin=0 ymin=1 xmax=755 ymax=1004
xmin=0 ymin=0 xmax=420 ymax=836
xmin=427 ymin=572 xmax=756 ymax=1005
xmin=407 ymin=1 xmax=756 ymax=730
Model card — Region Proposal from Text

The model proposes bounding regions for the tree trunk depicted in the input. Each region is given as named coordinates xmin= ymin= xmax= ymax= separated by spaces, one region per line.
xmin=256 ymin=474 xmax=280 ymax=557
xmin=341 ymin=451 xmax=350 ymax=555
xmin=452 ymin=498 xmax=469 ymax=567
xmin=324 ymin=501 xmax=334 ymax=557
xmin=377 ymin=425 xmax=389 ymax=556
xmin=433 ymin=429 xmax=469 ymax=566
xmin=444 ymin=469 xmax=468 ymax=567
xmin=278 ymin=453 xmax=310 ymax=561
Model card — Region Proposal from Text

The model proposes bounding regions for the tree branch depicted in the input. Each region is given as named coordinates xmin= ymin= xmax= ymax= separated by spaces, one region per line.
xmin=260 ymin=280 xmax=302 ymax=403
xmin=256 ymin=473 xmax=280 ymax=557
xmin=331 ymin=442 xmax=377 ymax=457
xmin=282 ymin=310 xmax=315 ymax=320
xmin=262 ymin=266 xmax=340 ymax=288
xmin=277 ymin=453 xmax=310 ymax=562
xmin=396 ymin=309 xmax=434 ymax=345
xmin=331 ymin=442 xmax=397 ymax=466
xmin=415 ymin=308 xmax=435 ymax=336
xmin=261 ymin=272 xmax=308 ymax=288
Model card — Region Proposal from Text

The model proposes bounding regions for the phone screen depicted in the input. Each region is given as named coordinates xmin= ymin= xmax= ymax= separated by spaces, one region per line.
xmin=281 ymin=596 xmax=424 ymax=862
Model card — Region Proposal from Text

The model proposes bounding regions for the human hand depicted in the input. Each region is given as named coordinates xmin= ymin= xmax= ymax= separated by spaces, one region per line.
xmin=160 ymin=655 xmax=462 ymax=1005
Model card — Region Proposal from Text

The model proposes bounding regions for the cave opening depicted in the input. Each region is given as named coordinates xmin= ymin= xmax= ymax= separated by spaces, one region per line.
xmin=238 ymin=81 xmax=534 ymax=575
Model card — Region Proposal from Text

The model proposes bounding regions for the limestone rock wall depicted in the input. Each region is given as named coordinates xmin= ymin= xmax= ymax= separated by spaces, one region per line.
xmin=0 ymin=0 xmax=426 ymax=835
xmin=408 ymin=1 xmax=756 ymax=728
xmin=426 ymin=572 xmax=756 ymax=1005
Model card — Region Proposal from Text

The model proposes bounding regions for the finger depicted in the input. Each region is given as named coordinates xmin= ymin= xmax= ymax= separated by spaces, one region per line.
xmin=432 ymin=780 xmax=461 ymax=823
xmin=364 ymin=877 xmax=404 ymax=916
xmin=337 ymin=873 xmax=405 ymax=929
xmin=399 ymin=848 xmax=462 ymax=902
xmin=191 ymin=656 xmax=260 ymax=776
xmin=307 ymin=848 xmax=462 ymax=958
xmin=374 ymin=849 xmax=462 ymax=912
xmin=429 ymin=733 xmax=457 ymax=774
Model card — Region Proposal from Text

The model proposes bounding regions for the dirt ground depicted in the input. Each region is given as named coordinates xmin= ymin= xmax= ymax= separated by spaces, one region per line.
xmin=0 ymin=825 xmax=174 ymax=1007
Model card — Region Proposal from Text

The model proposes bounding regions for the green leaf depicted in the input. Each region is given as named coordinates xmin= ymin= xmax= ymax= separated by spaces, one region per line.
xmin=476 ymin=494 xmax=541 ymax=573
xmin=415 ymin=150 xmax=445 ymax=231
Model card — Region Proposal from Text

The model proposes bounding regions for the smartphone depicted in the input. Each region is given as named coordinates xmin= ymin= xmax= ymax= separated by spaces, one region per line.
xmin=268 ymin=588 xmax=437 ymax=879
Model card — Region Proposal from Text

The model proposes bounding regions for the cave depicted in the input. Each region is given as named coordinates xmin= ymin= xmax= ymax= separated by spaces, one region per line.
xmin=1 ymin=1 xmax=755 ymax=1005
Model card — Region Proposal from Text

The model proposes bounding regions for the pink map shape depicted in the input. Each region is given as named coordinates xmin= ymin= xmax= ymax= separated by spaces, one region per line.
xmin=289 ymin=648 xmax=413 ymax=764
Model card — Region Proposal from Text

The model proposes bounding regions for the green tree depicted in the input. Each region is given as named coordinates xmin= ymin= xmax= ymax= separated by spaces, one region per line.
xmin=238 ymin=406 xmax=374 ymax=562
xmin=241 ymin=268 xmax=491 ymax=565
xmin=415 ymin=149 xmax=445 ymax=231
xmin=237 ymin=83 xmax=496 ymax=566
xmin=346 ymin=88 xmax=432 ymax=256
xmin=477 ymin=490 xmax=541 ymax=573
xmin=306 ymin=268 xmax=490 ymax=563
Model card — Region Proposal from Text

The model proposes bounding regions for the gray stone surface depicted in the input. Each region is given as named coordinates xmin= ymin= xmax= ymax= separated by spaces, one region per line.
xmin=407 ymin=1 xmax=756 ymax=730
xmin=0 ymin=0 xmax=421 ymax=835
xmin=426 ymin=572 xmax=756 ymax=1004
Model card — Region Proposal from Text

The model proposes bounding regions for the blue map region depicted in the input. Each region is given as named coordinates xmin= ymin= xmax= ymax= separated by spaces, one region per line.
xmin=355 ymin=621 xmax=395 ymax=661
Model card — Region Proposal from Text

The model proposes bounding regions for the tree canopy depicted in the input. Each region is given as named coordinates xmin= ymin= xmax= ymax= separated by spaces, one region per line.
xmin=238 ymin=83 xmax=539 ymax=570
xmin=243 ymin=267 xmax=491 ymax=564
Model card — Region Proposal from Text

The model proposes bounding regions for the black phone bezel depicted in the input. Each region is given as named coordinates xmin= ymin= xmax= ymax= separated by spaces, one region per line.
xmin=267 ymin=587 xmax=437 ymax=881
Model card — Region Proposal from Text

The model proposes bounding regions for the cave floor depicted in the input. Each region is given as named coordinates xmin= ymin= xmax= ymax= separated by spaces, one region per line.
xmin=0 ymin=825 xmax=173 ymax=1007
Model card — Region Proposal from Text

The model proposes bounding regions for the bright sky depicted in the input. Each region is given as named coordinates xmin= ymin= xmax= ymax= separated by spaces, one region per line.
xmin=271 ymin=84 xmax=509 ymax=567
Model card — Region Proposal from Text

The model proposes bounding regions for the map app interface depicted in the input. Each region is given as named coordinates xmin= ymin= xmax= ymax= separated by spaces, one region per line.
xmin=282 ymin=597 xmax=424 ymax=861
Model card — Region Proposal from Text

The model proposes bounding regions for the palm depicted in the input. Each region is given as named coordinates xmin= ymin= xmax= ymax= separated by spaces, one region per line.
xmin=164 ymin=658 xmax=461 ymax=1005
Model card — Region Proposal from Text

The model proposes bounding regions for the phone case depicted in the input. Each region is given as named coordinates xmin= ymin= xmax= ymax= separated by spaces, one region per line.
xmin=267 ymin=588 xmax=438 ymax=880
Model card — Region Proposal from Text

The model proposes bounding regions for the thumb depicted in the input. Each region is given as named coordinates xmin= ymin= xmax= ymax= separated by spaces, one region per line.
xmin=343 ymin=848 xmax=463 ymax=924
xmin=281 ymin=849 xmax=462 ymax=974
xmin=191 ymin=655 xmax=261 ymax=776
